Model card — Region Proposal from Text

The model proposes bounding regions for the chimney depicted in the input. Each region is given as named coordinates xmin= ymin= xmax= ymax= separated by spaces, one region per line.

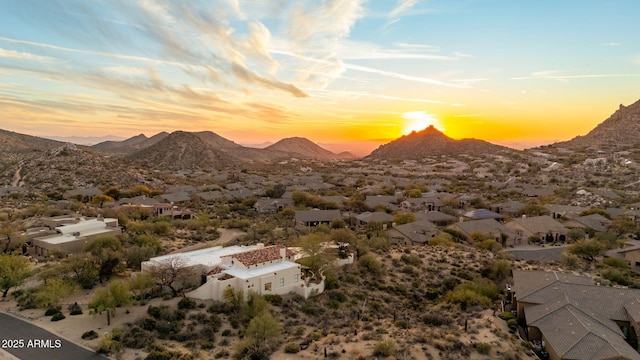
xmin=280 ymin=247 xmax=286 ymax=261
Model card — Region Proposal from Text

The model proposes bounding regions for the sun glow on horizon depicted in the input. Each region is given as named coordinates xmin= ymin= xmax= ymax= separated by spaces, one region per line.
xmin=401 ymin=111 xmax=444 ymax=135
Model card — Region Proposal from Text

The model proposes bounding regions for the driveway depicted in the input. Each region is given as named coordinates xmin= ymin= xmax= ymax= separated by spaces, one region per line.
xmin=0 ymin=313 xmax=106 ymax=360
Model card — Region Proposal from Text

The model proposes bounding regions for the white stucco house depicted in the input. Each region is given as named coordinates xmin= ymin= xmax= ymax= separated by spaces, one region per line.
xmin=32 ymin=216 xmax=121 ymax=256
xmin=142 ymin=244 xmax=325 ymax=301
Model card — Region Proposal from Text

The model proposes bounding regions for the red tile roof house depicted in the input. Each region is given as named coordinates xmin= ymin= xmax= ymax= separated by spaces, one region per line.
xmin=512 ymin=270 xmax=640 ymax=360
xmin=142 ymin=244 xmax=324 ymax=300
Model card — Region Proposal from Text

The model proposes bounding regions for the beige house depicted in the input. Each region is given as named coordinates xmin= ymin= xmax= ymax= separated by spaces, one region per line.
xmin=505 ymin=215 xmax=567 ymax=244
xmin=32 ymin=216 xmax=121 ymax=256
xmin=605 ymin=240 xmax=640 ymax=270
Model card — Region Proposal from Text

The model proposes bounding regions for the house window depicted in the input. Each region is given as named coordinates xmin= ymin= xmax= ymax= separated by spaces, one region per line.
xmin=264 ymin=282 xmax=272 ymax=291
xmin=635 ymin=262 xmax=640 ymax=268
xmin=279 ymin=278 xmax=284 ymax=287
xmin=294 ymin=274 xmax=299 ymax=283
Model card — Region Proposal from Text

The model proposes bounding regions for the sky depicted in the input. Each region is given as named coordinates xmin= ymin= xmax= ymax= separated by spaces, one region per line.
xmin=1 ymin=0 xmax=640 ymax=155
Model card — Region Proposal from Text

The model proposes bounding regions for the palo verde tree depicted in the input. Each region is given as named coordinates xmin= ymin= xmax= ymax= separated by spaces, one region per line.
xmin=297 ymin=233 xmax=333 ymax=280
xmin=89 ymin=279 xmax=132 ymax=326
xmin=0 ymin=253 xmax=31 ymax=298
xmin=85 ymin=235 xmax=124 ymax=283
xmin=0 ymin=222 xmax=25 ymax=254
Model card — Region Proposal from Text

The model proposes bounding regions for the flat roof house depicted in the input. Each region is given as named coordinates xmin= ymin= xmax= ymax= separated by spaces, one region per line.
xmin=32 ymin=216 xmax=120 ymax=256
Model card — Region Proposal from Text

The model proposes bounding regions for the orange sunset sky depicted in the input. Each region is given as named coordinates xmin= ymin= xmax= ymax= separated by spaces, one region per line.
xmin=1 ymin=1 xmax=640 ymax=155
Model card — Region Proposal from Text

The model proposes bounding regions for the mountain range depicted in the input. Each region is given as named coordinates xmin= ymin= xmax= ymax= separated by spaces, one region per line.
xmin=366 ymin=125 xmax=512 ymax=160
xmin=553 ymin=98 xmax=640 ymax=150
xmin=2 ymin=98 xmax=640 ymax=171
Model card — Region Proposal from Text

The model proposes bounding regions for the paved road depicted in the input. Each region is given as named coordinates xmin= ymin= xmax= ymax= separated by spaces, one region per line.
xmin=0 ymin=313 xmax=107 ymax=360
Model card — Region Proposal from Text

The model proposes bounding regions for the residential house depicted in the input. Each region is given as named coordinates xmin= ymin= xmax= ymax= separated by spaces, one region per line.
xmin=157 ymin=191 xmax=191 ymax=204
xmin=116 ymin=195 xmax=160 ymax=208
xmin=32 ymin=216 xmax=121 ymax=256
xmin=0 ymin=185 xmax=25 ymax=199
xmin=365 ymin=195 xmax=398 ymax=211
xmin=320 ymin=196 xmax=347 ymax=208
xmin=253 ymin=198 xmax=294 ymax=214
xmin=355 ymin=212 xmax=394 ymax=227
xmin=194 ymin=191 xmax=229 ymax=202
xmin=512 ymin=270 xmax=640 ymax=360
xmin=490 ymin=200 xmax=526 ymax=218
xmin=165 ymin=185 xmax=198 ymax=194
xmin=590 ymin=188 xmax=621 ymax=201
xmin=154 ymin=203 xmax=193 ymax=220
xmin=463 ymin=209 xmax=504 ymax=221
xmin=388 ymin=220 xmax=440 ymax=245
xmin=544 ymin=204 xmax=587 ymax=220
xmin=295 ymin=209 xmax=342 ymax=227
xmin=447 ymin=219 xmax=508 ymax=243
xmin=605 ymin=240 xmax=640 ymax=271
xmin=505 ymin=215 xmax=567 ymax=244
xmin=415 ymin=211 xmax=457 ymax=226
xmin=63 ymin=187 xmax=103 ymax=202
xmin=142 ymin=244 xmax=323 ymax=300
xmin=400 ymin=195 xmax=444 ymax=212
xmin=563 ymin=213 xmax=611 ymax=233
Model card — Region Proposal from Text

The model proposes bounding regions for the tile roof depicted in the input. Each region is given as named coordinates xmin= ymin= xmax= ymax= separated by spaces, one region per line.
xmin=227 ymin=245 xmax=294 ymax=267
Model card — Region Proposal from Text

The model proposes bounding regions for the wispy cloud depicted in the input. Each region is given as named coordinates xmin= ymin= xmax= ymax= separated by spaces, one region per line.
xmin=0 ymin=48 xmax=57 ymax=62
xmin=344 ymin=63 xmax=468 ymax=88
xmin=390 ymin=0 xmax=419 ymax=18
xmin=511 ymin=71 xmax=640 ymax=80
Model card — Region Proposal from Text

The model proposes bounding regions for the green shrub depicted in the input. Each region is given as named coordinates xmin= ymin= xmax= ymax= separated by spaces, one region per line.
xmin=475 ymin=239 xmax=503 ymax=253
xmin=177 ymin=297 xmax=197 ymax=310
xmin=562 ymin=253 xmax=580 ymax=269
xmin=603 ymin=257 xmax=628 ymax=269
xmin=214 ymin=350 xmax=229 ymax=358
xmin=373 ymin=339 xmax=396 ymax=357
xmin=400 ymin=253 xmax=422 ymax=266
xmin=122 ymin=326 xmax=153 ymax=349
xmin=423 ymin=313 xmax=452 ymax=326
xmin=51 ymin=312 xmax=66 ymax=321
xmin=81 ymin=330 xmax=98 ymax=340
xmin=359 ymin=254 xmax=383 ymax=275
xmin=145 ymin=350 xmax=172 ymax=360
xmin=506 ymin=319 xmax=518 ymax=329
xmin=45 ymin=306 xmax=62 ymax=316
xmin=602 ymin=268 xmax=632 ymax=286
xmin=476 ymin=342 xmax=491 ymax=354
xmin=498 ymin=311 xmax=514 ymax=320
xmin=395 ymin=320 xmax=410 ymax=329
xmin=284 ymin=342 xmax=301 ymax=353
xmin=68 ymin=303 xmax=83 ymax=315
xmin=263 ymin=294 xmax=283 ymax=306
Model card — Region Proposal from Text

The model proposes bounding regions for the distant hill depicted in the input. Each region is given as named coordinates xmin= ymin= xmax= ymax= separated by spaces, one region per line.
xmin=127 ymin=131 xmax=238 ymax=170
xmin=91 ymin=132 xmax=169 ymax=154
xmin=366 ymin=125 xmax=512 ymax=160
xmin=553 ymin=99 xmax=640 ymax=150
xmin=0 ymin=128 xmax=63 ymax=156
xmin=265 ymin=137 xmax=342 ymax=159
xmin=125 ymin=131 xmax=290 ymax=170
xmin=44 ymin=135 xmax=125 ymax=145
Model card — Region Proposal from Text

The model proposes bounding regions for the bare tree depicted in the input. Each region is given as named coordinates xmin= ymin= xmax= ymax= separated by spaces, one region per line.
xmin=148 ymin=256 xmax=195 ymax=297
